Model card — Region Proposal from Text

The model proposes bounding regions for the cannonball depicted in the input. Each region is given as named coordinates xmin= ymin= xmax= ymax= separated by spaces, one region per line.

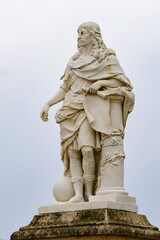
xmin=53 ymin=176 xmax=75 ymax=202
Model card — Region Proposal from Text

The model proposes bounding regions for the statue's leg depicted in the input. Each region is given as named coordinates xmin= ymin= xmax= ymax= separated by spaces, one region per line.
xmin=81 ymin=146 xmax=95 ymax=201
xmin=68 ymin=149 xmax=84 ymax=203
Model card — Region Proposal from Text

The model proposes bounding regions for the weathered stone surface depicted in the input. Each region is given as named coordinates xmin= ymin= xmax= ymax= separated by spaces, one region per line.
xmin=11 ymin=209 xmax=160 ymax=240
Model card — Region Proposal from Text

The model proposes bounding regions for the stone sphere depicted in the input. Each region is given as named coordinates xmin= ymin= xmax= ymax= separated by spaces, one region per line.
xmin=53 ymin=176 xmax=75 ymax=202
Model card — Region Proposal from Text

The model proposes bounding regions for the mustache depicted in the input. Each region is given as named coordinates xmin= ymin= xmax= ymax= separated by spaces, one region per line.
xmin=77 ymin=38 xmax=83 ymax=47
xmin=77 ymin=38 xmax=82 ymax=42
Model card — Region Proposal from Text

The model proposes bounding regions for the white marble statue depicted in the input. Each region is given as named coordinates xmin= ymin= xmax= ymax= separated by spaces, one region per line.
xmin=40 ymin=22 xmax=135 ymax=205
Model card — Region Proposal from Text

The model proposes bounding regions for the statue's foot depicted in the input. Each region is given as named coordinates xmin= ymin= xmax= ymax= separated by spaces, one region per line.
xmin=84 ymin=192 xmax=93 ymax=202
xmin=68 ymin=195 xmax=84 ymax=203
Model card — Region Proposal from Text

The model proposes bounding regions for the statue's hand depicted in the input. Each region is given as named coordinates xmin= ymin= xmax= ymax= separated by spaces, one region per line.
xmin=88 ymin=82 xmax=101 ymax=94
xmin=40 ymin=104 xmax=49 ymax=122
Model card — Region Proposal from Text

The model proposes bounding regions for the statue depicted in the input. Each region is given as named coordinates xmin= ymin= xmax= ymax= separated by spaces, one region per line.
xmin=40 ymin=22 xmax=134 ymax=204
xmin=11 ymin=22 xmax=160 ymax=240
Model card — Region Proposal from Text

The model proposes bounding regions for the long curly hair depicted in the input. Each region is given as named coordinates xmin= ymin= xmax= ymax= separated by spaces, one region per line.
xmin=73 ymin=22 xmax=111 ymax=63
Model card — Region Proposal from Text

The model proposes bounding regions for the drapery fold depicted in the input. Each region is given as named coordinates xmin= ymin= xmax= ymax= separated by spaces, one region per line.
xmin=55 ymin=50 xmax=134 ymax=175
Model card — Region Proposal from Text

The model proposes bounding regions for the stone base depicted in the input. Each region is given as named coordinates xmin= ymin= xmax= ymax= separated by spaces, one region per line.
xmin=96 ymin=187 xmax=129 ymax=196
xmin=11 ymin=208 xmax=160 ymax=240
xmin=17 ymin=237 xmax=158 ymax=240
xmin=89 ymin=193 xmax=138 ymax=212
xmin=38 ymin=193 xmax=138 ymax=214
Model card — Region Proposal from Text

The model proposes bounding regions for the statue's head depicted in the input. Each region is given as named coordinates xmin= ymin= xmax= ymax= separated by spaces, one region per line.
xmin=75 ymin=22 xmax=107 ymax=62
xmin=77 ymin=22 xmax=102 ymax=48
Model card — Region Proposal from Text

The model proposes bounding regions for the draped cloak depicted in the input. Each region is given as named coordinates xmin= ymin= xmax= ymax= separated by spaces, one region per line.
xmin=55 ymin=49 xmax=134 ymax=176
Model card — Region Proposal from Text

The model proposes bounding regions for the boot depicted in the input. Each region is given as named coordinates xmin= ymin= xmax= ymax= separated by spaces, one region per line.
xmin=84 ymin=175 xmax=95 ymax=201
xmin=69 ymin=177 xmax=84 ymax=203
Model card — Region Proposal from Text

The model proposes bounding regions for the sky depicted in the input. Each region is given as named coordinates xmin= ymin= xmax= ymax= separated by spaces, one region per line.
xmin=0 ymin=0 xmax=160 ymax=238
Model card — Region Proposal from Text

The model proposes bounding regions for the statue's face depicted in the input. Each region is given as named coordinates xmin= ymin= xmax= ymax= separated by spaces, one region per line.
xmin=77 ymin=27 xmax=92 ymax=47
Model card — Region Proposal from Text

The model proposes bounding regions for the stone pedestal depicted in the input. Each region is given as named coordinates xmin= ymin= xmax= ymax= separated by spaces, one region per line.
xmin=11 ymin=208 xmax=160 ymax=240
xmin=90 ymin=95 xmax=137 ymax=213
xmin=38 ymin=197 xmax=138 ymax=213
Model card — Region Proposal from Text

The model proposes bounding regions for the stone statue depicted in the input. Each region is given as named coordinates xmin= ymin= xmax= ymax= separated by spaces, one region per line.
xmin=11 ymin=22 xmax=160 ymax=240
xmin=40 ymin=22 xmax=134 ymax=204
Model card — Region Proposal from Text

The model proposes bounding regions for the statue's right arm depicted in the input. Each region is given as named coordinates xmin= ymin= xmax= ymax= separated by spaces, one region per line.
xmin=40 ymin=88 xmax=66 ymax=122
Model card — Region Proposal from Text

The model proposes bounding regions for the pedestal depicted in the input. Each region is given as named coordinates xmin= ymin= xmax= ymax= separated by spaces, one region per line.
xmin=91 ymin=95 xmax=137 ymax=212
xmin=11 ymin=208 xmax=160 ymax=240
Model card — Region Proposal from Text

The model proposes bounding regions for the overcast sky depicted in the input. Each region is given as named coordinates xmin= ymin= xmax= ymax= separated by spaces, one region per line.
xmin=0 ymin=0 xmax=160 ymax=238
